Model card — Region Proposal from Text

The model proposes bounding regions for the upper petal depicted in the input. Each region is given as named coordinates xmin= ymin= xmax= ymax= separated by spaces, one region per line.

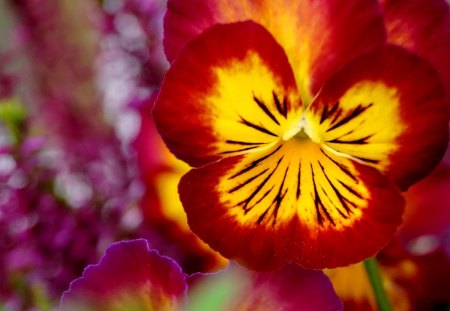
xmin=164 ymin=0 xmax=387 ymax=102
xmin=154 ymin=21 xmax=301 ymax=167
xmin=305 ymin=45 xmax=449 ymax=190
xmin=381 ymin=0 xmax=450 ymax=94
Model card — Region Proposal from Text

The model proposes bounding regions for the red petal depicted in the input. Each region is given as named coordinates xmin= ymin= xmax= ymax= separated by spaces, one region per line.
xmin=179 ymin=141 xmax=404 ymax=270
xmin=399 ymin=161 xmax=450 ymax=242
xmin=61 ymin=240 xmax=186 ymax=310
xmin=382 ymin=0 xmax=450 ymax=94
xmin=164 ymin=0 xmax=386 ymax=101
xmin=154 ymin=21 xmax=300 ymax=167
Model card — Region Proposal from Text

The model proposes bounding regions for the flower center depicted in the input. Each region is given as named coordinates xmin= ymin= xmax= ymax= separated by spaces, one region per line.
xmin=282 ymin=116 xmax=321 ymax=144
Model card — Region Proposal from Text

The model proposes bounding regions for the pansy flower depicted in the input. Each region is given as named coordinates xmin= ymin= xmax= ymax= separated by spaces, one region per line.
xmin=154 ymin=0 xmax=449 ymax=270
xmin=326 ymin=262 xmax=410 ymax=311
xmin=60 ymin=239 xmax=187 ymax=311
xmin=327 ymin=240 xmax=450 ymax=310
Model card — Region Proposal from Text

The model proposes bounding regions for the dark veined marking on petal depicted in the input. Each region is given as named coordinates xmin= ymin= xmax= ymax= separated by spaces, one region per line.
xmin=353 ymin=156 xmax=379 ymax=164
xmin=318 ymin=162 xmax=351 ymax=217
xmin=326 ymin=103 xmax=373 ymax=133
xmin=328 ymin=134 xmax=373 ymax=145
xmin=236 ymin=156 xmax=283 ymax=212
xmin=253 ymin=95 xmax=280 ymax=125
xmin=229 ymin=168 xmax=269 ymax=193
xmin=337 ymin=180 xmax=363 ymax=201
xmin=320 ymin=102 xmax=340 ymax=124
xmin=219 ymin=146 xmax=263 ymax=154
xmin=272 ymin=91 xmax=288 ymax=118
xmin=244 ymin=186 xmax=275 ymax=215
xmin=219 ymin=140 xmax=266 ymax=155
xmin=271 ymin=166 xmax=289 ymax=226
xmin=320 ymin=149 xmax=358 ymax=183
xmin=296 ymin=160 xmax=301 ymax=199
xmin=239 ymin=115 xmax=278 ymax=137
xmin=335 ymin=129 xmax=354 ymax=139
xmin=311 ymin=163 xmax=336 ymax=227
xmin=229 ymin=144 xmax=282 ymax=179
xmin=226 ymin=140 xmax=266 ymax=146
xmin=257 ymin=166 xmax=289 ymax=226
xmin=329 ymin=104 xmax=343 ymax=126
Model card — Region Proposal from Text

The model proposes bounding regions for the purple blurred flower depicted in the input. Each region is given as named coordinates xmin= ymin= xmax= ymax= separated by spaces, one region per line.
xmin=61 ymin=239 xmax=187 ymax=311
xmin=0 ymin=137 xmax=163 ymax=309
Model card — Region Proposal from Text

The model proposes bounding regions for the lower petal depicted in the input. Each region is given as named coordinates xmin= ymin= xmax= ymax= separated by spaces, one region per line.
xmin=179 ymin=140 xmax=404 ymax=270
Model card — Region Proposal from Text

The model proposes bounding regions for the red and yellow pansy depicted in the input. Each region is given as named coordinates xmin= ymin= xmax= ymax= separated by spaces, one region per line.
xmin=153 ymin=0 xmax=450 ymax=270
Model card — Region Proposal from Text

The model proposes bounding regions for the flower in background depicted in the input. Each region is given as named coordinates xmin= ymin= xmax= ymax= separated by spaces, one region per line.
xmin=188 ymin=264 xmax=343 ymax=311
xmin=134 ymin=95 xmax=228 ymax=274
xmin=153 ymin=0 xmax=449 ymax=270
xmin=397 ymin=157 xmax=450 ymax=250
xmin=61 ymin=239 xmax=343 ymax=311
xmin=326 ymin=260 xmax=410 ymax=311
xmin=327 ymin=239 xmax=450 ymax=310
xmin=61 ymin=239 xmax=187 ymax=311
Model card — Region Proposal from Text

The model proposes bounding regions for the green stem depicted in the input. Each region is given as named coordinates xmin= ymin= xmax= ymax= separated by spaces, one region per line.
xmin=363 ymin=257 xmax=392 ymax=311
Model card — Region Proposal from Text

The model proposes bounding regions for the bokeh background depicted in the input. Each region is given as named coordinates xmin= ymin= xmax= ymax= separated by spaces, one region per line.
xmin=0 ymin=1 xmax=227 ymax=309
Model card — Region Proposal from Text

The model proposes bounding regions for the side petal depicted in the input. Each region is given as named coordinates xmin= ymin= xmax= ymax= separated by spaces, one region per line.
xmin=179 ymin=140 xmax=404 ymax=270
xmin=154 ymin=21 xmax=301 ymax=167
xmin=381 ymin=0 xmax=450 ymax=94
xmin=305 ymin=45 xmax=449 ymax=190
xmin=164 ymin=0 xmax=386 ymax=101
xmin=60 ymin=239 xmax=187 ymax=311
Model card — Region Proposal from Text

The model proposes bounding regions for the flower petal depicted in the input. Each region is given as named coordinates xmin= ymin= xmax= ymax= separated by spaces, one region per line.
xmin=164 ymin=0 xmax=386 ymax=102
xmin=179 ymin=139 xmax=404 ymax=270
xmin=381 ymin=0 xmax=450 ymax=93
xmin=399 ymin=162 xmax=450 ymax=243
xmin=60 ymin=239 xmax=187 ymax=311
xmin=326 ymin=262 xmax=410 ymax=311
xmin=305 ymin=45 xmax=449 ymax=190
xmin=188 ymin=263 xmax=343 ymax=311
xmin=154 ymin=21 xmax=301 ymax=167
